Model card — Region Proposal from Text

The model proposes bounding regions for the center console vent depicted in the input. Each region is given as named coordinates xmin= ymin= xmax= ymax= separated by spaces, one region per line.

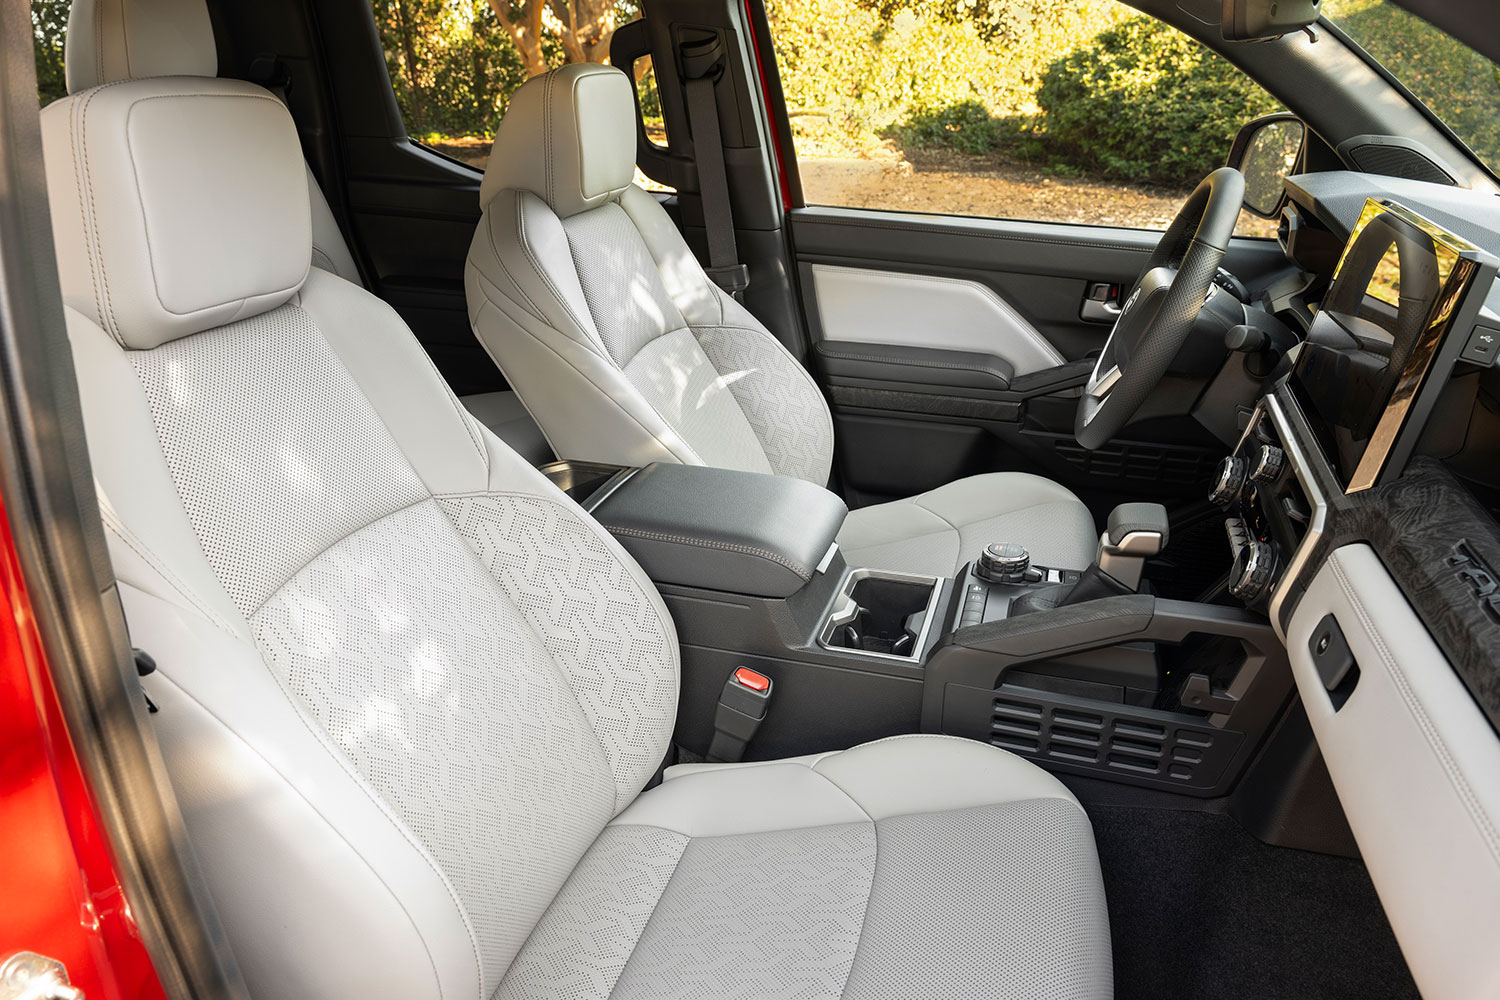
xmin=987 ymin=687 xmax=1245 ymax=791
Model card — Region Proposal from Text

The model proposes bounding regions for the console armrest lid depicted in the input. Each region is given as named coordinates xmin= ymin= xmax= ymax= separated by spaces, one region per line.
xmin=593 ymin=464 xmax=849 ymax=598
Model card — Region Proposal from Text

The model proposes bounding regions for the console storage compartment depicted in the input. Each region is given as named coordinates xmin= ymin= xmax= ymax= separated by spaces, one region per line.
xmin=592 ymin=463 xmax=848 ymax=598
xmin=538 ymin=460 xmax=634 ymax=509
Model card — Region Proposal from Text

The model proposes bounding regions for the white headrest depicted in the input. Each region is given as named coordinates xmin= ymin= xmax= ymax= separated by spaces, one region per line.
xmin=41 ymin=77 xmax=312 ymax=350
xmin=479 ymin=64 xmax=638 ymax=219
xmin=65 ymin=0 xmax=217 ymax=94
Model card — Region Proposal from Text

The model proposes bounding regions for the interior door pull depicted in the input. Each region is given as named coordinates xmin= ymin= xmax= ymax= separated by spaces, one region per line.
xmin=1081 ymin=282 xmax=1123 ymax=323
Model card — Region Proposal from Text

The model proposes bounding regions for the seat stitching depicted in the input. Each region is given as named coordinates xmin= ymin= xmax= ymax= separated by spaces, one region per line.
xmin=598 ymin=524 xmax=811 ymax=580
xmin=480 ymin=209 xmax=544 ymax=319
xmin=100 ymin=512 xmax=241 ymax=637
xmin=150 ymin=672 xmax=450 ymax=1000
xmin=67 ymin=88 xmax=112 ymax=344
xmin=514 ymin=195 xmax=609 ymax=359
xmin=243 ymin=495 xmax=432 ymax=617
xmin=1330 ymin=555 xmax=1500 ymax=863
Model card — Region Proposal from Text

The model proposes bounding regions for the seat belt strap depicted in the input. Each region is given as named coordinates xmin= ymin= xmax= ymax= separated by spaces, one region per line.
xmin=681 ymin=36 xmax=750 ymax=300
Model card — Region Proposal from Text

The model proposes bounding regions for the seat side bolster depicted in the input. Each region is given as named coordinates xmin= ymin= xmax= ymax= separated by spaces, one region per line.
xmin=466 ymin=200 xmax=707 ymax=469
xmin=124 ymin=582 xmax=482 ymax=1000
xmin=305 ymin=164 xmax=361 ymax=285
xmin=619 ymin=187 xmax=835 ymax=485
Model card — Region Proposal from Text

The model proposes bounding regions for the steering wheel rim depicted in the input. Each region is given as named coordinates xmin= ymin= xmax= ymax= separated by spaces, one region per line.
xmin=1074 ymin=166 xmax=1246 ymax=450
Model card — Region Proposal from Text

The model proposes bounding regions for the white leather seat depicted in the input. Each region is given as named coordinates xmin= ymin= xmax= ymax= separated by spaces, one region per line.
xmin=62 ymin=0 xmax=551 ymax=463
xmin=465 ymin=64 xmax=1099 ymax=576
xmin=41 ymin=69 xmax=1111 ymax=999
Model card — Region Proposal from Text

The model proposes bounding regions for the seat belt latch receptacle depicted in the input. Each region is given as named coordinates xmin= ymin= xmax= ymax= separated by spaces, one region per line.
xmin=706 ymin=667 xmax=772 ymax=762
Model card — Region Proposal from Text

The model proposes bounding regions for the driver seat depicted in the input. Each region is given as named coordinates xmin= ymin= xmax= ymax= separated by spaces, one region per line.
xmin=465 ymin=65 xmax=1098 ymax=576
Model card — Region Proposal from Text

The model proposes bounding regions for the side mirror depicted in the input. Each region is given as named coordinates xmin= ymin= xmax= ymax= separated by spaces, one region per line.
xmin=1227 ymin=114 xmax=1306 ymax=218
xmin=1222 ymin=0 xmax=1322 ymax=41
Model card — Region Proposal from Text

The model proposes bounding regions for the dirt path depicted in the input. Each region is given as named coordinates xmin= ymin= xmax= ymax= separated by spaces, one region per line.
xmin=798 ymin=147 xmax=1194 ymax=228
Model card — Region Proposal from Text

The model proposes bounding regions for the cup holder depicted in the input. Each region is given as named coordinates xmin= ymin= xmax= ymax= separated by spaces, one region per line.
xmin=820 ymin=569 xmax=941 ymax=661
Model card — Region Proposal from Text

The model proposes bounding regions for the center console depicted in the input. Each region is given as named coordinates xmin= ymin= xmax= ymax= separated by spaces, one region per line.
xmin=546 ymin=457 xmax=1291 ymax=797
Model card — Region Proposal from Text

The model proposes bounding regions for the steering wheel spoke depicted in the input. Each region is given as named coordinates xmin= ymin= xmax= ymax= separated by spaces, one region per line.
xmin=1074 ymin=167 xmax=1246 ymax=450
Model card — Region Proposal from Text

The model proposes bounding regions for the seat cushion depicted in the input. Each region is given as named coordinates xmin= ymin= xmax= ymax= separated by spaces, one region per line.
xmin=838 ymin=472 xmax=1098 ymax=577
xmin=497 ymin=735 xmax=1111 ymax=1000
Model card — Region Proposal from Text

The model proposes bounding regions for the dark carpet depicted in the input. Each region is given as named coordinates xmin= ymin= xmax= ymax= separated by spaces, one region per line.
xmin=1090 ymin=805 xmax=1419 ymax=1000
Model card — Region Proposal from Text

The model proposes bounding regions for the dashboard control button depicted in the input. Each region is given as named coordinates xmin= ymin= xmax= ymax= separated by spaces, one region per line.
xmin=1209 ymin=457 xmax=1247 ymax=507
xmin=1250 ymin=445 xmax=1285 ymax=484
xmin=1228 ymin=540 xmax=1277 ymax=603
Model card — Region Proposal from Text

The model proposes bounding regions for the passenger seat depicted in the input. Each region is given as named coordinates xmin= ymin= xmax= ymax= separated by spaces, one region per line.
xmin=60 ymin=0 xmax=551 ymax=464
xmin=41 ymin=64 xmax=1113 ymax=1000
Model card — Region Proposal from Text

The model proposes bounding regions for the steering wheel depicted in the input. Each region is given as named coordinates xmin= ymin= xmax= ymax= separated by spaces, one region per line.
xmin=1074 ymin=167 xmax=1246 ymax=450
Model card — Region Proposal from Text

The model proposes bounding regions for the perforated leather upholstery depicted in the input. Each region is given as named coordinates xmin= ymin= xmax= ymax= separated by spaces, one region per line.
xmin=44 ymin=67 xmax=1111 ymax=1000
xmin=466 ymin=64 xmax=1099 ymax=574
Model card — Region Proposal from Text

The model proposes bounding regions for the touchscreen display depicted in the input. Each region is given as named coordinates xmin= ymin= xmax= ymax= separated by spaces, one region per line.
xmin=1292 ymin=200 xmax=1486 ymax=492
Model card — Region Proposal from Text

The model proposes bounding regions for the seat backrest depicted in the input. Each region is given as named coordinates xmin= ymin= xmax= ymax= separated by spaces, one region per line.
xmin=63 ymin=0 xmax=365 ymax=287
xmin=41 ymin=73 xmax=678 ymax=1000
xmin=465 ymin=64 xmax=834 ymax=485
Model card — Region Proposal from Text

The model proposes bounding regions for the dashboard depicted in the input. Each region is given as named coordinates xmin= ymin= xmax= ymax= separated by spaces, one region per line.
xmin=1206 ymin=174 xmax=1500 ymax=997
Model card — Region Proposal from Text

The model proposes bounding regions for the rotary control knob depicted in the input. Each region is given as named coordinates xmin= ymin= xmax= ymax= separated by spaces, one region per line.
xmin=976 ymin=542 xmax=1030 ymax=584
xmin=1209 ymin=456 xmax=1248 ymax=508
xmin=1250 ymin=445 xmax=1285 ymax=484
xmin=1228 ymin=540 xmax=1278 ymax=603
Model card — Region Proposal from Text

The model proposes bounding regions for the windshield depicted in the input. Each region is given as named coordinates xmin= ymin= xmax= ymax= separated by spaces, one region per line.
xmin=1323 ymin=0 xmax=1500 ymax=173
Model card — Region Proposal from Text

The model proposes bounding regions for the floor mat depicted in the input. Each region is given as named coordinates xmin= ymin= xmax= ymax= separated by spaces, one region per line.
xmin=1090 ymin=805 xmax=1418 ymax=1000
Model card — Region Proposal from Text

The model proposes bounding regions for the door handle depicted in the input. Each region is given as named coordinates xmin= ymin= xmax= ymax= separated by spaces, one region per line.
xmin=1080 ymin=282 xmax=1123 ymax=323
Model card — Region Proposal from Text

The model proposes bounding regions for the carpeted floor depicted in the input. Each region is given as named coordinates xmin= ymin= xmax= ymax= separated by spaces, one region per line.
xmin=1090 ymin=804 xmax=1419 ymax=1000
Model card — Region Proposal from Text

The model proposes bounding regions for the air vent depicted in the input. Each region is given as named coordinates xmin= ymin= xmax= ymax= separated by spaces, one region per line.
xmin=988 ymin=691 xmax=1243 ymax=790
xmin=1042 ymin=433 xmax=1220 ymax=487
xmin=1336 ymin=134 xmax=1459 ymax=187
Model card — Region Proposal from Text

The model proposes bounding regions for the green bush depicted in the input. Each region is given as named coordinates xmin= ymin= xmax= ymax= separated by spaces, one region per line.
xmin=894 ymin=100 xmax=1008 ymax=155
xmin=1035 ymin=16 xmax=1280 ymax=188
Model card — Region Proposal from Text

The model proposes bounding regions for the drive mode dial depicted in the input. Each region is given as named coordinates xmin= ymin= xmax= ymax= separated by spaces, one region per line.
xmin=1209 ymin=456 xmax=1248 ymax=508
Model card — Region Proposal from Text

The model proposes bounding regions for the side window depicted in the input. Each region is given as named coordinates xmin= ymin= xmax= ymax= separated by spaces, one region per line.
xmin=766 ymin=0 xmax=1280 ymax=233
xmin=33 ymin=0 xmax=69 ymax=108
xmin=367 ymin=1 xmax=671 ymax=190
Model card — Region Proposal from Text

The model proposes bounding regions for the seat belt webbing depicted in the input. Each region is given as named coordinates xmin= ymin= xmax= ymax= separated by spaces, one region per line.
xmin=681 ymin=37 xmax=750 ymax=300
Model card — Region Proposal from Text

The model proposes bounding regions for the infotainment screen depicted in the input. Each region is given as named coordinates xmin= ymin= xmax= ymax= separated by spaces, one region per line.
xmin=1292 ymin=199 xmax=1494 ymax=492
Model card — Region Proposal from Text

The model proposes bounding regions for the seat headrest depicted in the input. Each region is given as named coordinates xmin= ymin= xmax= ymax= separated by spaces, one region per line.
xmin=41 ymin=77 xmax=312 ymax=350
xmin=64 ymin=0 xmax=217 ymax=94
xmin=479 ymin=64 xmax=638 ymax=219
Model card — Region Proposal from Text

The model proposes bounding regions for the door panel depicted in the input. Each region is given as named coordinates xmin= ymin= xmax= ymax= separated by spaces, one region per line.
xmin=789 ymin=205 xmax=1288 ymax=514
xmin=809 ymin=264 xmax=1066 ymax=374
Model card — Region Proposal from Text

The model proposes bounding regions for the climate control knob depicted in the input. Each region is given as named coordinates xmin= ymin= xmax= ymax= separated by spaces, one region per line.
xmin=1209 ymin=456 xmax=1248 ymax=508
xmin=1228 ymin=540 xmax=1278 ymax=603
xmin=1250 ymin=445 xmax=1285 ymax=484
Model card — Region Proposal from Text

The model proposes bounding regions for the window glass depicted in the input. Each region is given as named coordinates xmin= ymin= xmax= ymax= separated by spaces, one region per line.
xmin=367 ymin=1 xmax=669 ymax=189
xmin=766 ymin=0 xmax=1281 ymax=233
xmin=33 ymin=0 xmax=69 ymax=108
xmin=1324 ymin=0 xmax=1500 ymax=174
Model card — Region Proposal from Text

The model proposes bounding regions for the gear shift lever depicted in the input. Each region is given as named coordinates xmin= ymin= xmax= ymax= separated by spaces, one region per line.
xmin=1096 ymin=503 xmax=1169 ymax=590
xmin=1007 ymin=503 xmax=1169 ymax=616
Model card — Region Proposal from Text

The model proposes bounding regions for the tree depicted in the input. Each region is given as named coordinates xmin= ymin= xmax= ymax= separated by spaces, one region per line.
xmin=33 ymin=0 xmax=69 ymax=107
xmin=486 ymin=0 xmax=619 ymax=77
xmin=860 ymin=0 xmax=1078 ymax=47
